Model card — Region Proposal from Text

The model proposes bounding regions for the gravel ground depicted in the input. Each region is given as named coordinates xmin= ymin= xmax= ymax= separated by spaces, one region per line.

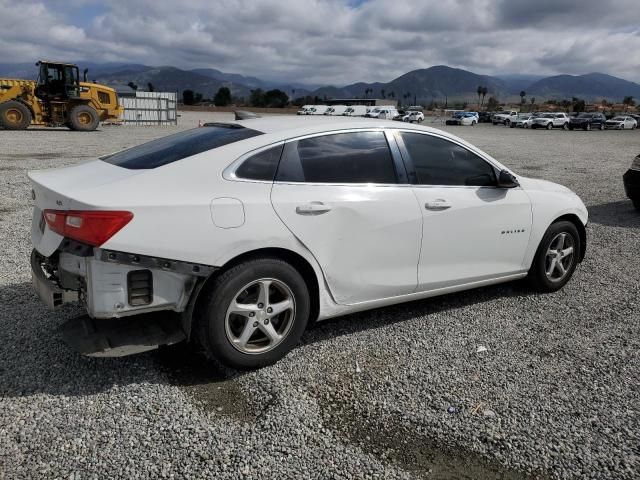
xmin=1 ymin=112 xmax=639 ymax=479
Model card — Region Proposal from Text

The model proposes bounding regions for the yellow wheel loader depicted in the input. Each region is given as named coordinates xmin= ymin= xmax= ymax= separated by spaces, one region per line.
xmin=0 ymin=61 xmax=123 ymax=131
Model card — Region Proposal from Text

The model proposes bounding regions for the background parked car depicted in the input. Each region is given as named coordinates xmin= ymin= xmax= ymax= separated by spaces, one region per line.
xmin=324 ymin=105 xmax=348 ymax=116
xmin=513 ymin=114 xmax=534 ymax=128
xmin=478 ymin=112 xmax=494 ymax=123
xmin=306 ymin=105 xmax=329 ymax=115
xmin=365 ymin=107 xmax=398 ymax=119
xmin=445 ymin=112 xmax=465 ymax=125
xmin=605 ymin=115 xmax=638 ymax=130
xmin=297 ymin=105 xmax=313 ymax=115
xmin=569 ymin=112 xmax=606 ymax=131
xmin=531 ymin=113 xmax=570 ymax=130
xmin=405 ymin=111 xmax=425 ymax=123
xmin=459 ymin=112 xmax=478 ymax=126
xmin=492 ymin=110 xmax=518 ymax=126
xmin=342 ymin=105 xmax=368 ymax=116
xmin=623 ymin=154 xmax=640 ymax=211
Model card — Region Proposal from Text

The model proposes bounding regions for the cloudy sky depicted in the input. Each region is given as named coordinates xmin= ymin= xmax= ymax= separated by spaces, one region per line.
xmin=1 ymin=0 xmax=639 ymax=85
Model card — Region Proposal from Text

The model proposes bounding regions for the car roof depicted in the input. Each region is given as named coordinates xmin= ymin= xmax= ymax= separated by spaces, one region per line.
xmin=229 ymin=116 xmax=429 ymax=138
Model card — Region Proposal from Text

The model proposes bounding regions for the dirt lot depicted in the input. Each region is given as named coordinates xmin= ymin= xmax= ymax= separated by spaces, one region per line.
xmin=0 ymin=112 xmax=638 ymax=479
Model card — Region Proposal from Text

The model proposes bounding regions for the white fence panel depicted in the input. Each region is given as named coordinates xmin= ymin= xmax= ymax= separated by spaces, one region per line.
xmin=120 ymin=91 xmax=177 ymax=125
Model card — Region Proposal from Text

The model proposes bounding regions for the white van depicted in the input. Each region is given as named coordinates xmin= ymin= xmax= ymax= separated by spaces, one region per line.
xmin=307 ymin=105 xmax=329 ymax=115
xmin=324 ymin=105 xmax=348 ymax=116
xmin=342 ymin=105 xmax=368 ymax=116
xmin=297 ymin=105 xmax=313 ymax=115
xmin=365 ymin=106 xmax=399 ymax=119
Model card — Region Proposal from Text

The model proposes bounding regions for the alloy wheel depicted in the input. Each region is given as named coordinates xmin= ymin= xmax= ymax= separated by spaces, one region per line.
xmin=225 ymin=278 xmax=296 ymax=355
xmin=545 ymin=232 xmax=575 ymax=282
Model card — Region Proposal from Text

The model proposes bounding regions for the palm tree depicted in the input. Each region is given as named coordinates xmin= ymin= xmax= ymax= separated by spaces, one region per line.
xmin=623 ymin=96 xmax=635 ymax=112
xmin=477 ymin=86 xmax=482 ymax=109
xmin=480 ymin=86 xmax=488 ymax=110
xmin=530 ymin=97 xmax=535 ymax=112
xmin=381 ymin=89 xmax=386 ymax=99
xmin=520 ymin=90 xmax=526 ymax=108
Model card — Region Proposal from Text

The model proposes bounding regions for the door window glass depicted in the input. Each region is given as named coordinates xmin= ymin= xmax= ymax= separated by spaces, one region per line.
xmin=400 ymin=132 xmax=496 ymax=186
xmin=276 ymin=131 xmax=397 ymax=184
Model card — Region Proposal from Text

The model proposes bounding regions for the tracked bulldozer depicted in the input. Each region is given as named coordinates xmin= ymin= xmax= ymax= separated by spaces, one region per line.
xmin=0 ymin=61 xmax=123 ymax=131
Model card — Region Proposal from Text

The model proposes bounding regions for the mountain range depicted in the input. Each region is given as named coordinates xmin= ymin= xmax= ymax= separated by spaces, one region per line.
xmin=1 ymin=62 xmax=639 ymax=103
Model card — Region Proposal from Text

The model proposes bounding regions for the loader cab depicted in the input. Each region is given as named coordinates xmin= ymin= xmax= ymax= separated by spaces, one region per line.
xmin=35 ymin=61 xmax=81 ymax=100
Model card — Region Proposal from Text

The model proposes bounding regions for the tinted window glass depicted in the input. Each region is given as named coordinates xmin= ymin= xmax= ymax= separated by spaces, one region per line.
xmin=235 ymin=144 xmax=283 ymax=181
xmin=102 ymin=124 xmax=263 ymax=169
xmin=400 ymin=133 xmax=496 ymax=186
xmin=276 ymin=131 xmax=397 ymax=184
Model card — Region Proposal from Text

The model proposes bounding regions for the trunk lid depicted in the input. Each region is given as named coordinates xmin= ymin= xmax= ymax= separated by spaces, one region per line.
xmin=28 ymin=160 xmax=143 ymax=256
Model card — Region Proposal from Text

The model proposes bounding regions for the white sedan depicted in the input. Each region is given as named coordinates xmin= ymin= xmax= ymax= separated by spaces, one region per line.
xmin=605 ymin=116 xmax=637 ymax=130
xmin=29 ymin=117 xmax=588 ymax=368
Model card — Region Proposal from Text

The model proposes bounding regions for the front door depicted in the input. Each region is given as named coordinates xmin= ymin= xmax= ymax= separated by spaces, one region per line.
xmin=396 ymin=131 xmax=532 ymax=291
xmin=271 ymin=130 xmax=422 ymax=305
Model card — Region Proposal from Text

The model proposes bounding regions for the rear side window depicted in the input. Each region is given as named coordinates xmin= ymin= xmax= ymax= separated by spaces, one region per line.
xmin=102 ymin=124 xmax=263 ymax=169
xmin=276 ymin=131 xmax=397 ymax=184
xmin=235 ymin=144 xmax=284 ymax=181
xmin=400 ymin=132 xmax=496 ymax=187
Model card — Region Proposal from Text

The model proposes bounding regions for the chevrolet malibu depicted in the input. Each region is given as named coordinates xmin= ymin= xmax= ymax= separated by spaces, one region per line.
xmin=29 ymin=117 xmax=588 ymax=368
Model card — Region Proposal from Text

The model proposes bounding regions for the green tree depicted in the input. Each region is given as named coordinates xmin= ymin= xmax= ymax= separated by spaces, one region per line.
xmin=147 ymin=82 xmax=154 ymax=92
xmin=486 ymin=96 xmax=500 ymax=111
xmin=623 ymin=96 xmax=635 ymax=111
xmin=263 ymin=89 xmax=289 ymax=108
xmin=127 ymin=81 xmax=138 ymax=91
xmin=530 ymin=97 xmax=535 ymax=112
xmin=249 ymin=89 xmax=266 ymax=107
xmin=572 ymin=97 xmax=585 ymax=112
xmin=520 ymin=90 xmax=526 ymax=108
xmin=381 ymin=88 xmax=386 ymax=99
xmin=477 ymin=86 xmax=482 ymax=108
xmin=213 ymin=87 xmax=232 ymax=106
xmin=182 ymin=89 xmax=195 ymax=105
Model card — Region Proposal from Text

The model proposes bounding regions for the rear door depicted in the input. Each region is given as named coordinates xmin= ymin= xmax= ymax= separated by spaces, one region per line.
xmin=395 ymin=131 xmax=532 ymax=291
xmin=271 ymin=130 xmax=422 ymax=305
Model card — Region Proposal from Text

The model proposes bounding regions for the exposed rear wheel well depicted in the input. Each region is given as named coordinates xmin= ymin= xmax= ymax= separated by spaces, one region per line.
xmin=552 ymin=214 xmax=587 ymax=262
xmin=189 ymin=248 xmax=320 ymax=338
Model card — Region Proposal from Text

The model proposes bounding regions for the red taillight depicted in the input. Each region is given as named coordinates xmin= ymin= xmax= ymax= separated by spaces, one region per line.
xmin=43 ymin=210 xmax=133 ymax=246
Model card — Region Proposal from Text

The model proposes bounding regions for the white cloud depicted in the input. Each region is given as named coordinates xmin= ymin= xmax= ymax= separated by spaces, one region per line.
xmin=1 ymin=0 xmax=639 ymax=84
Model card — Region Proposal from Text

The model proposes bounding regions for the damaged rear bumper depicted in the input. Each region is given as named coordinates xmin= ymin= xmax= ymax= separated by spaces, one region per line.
xmin=31 ymin=245 xmax=215 ymax=319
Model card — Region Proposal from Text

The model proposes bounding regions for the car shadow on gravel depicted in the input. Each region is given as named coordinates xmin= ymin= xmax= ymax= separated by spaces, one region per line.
xmin=303 ymin=281 xmax=531 ymax=345
xmin=588 ymin=200 xmax=640 ymax=228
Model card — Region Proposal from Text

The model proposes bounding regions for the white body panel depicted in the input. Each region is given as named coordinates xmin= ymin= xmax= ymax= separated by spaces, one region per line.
xmin=413 ymin=186 xmax=531 ymax=289
xmin=271 ymin=183 xmax=422 ymax=304
xmin=28 ymin=116 xmax=588 ymax=324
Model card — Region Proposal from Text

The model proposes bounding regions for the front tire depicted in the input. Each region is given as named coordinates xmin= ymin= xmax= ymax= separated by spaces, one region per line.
xmin=562 ymin=123 xmax=569 ymax=130
xmin=546 ymin=122 xmax=553 ymax=130
xmin=197 ymin=257 xmax=310 ymax=369
xmin=527 ymin=221 xmax=581 ymax=292
xmin=505 ymin=119 xmax=511 ymax=127
xmin=68 ymin=105 xmax=99 ymax=131
xmin=586 ymin=123 xmax=591 ymax=131
xmin=0 ymin=100 xmax=32 ymax=130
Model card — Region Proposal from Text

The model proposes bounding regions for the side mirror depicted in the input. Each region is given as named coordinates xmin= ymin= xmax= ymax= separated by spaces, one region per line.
xmin=498 ymin=169 xmax=519 ymax=188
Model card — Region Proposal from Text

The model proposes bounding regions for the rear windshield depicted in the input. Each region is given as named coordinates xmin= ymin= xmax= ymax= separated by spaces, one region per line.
xmin=101 ymin=124 xmax=263 ymax=169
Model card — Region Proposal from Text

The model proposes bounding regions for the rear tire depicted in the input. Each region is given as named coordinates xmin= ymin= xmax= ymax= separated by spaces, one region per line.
xmin=562 ymin=123 xmax=569 ymax=130
xmin=505 ymin=119 xmax=511 ymax=127
xmin=527 ymin=221 xmax=581 ymax=293
xmin=600 ymin=123 xmax=605 ymax=130
xmin=196 ymin=257 xmax=310 ymax=369
xmin=586 ymin=123 xmax=591 ymax=131
xmin=68 ymin=105 xmax=99 ymax=131
xmin=0 ymin=101 xmax=31 ymax=130
xmin=546 ymin=122 xmax=553 ymax=130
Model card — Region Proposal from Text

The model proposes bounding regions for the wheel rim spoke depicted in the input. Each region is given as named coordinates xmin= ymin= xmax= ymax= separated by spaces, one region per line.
xmin=224 ymin=277 xmax=296 ymax=355
xmin=269 ymin=299 xmax=293 ymax=317
xmin=545 ymin=232 xmax=575 ymax=281
xmin=235 ymin=321 xmax=257 ymax=348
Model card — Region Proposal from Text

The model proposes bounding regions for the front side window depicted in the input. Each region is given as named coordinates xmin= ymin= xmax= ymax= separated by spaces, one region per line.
xmin=400 ymin=132 xmax=496 ymax=187
xmin=102 ymin=124 xmax=263 ymax=169
xmin=276 ymin=131 xmax=397 ymax=184
xmin=235 ymin=144 xmax=283 ymax=181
